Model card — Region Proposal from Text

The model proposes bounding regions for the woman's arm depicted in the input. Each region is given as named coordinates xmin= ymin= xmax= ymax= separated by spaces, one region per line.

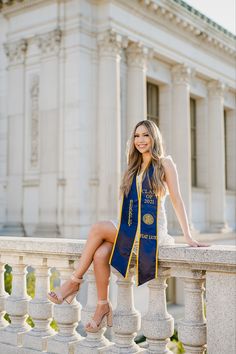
xmin=162 ymin=155 xmax=209 ymax=247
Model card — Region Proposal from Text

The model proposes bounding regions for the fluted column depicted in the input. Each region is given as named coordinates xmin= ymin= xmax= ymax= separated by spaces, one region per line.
xmin=0 ymin=255 xmax=31 ymax=346
xmin=22 ymin=257 xmax=55 ymax=352
xmin=101 ymin=268 xmax=142 ymax=353
xmin=97 ymin=29 xmax=122 ymax=220
xmin=178 ymin=270 xmax=206 ymax=354
xmin=47 ymin=262 xmax=82 ymax=353
xmin=171 ymin=64 xmax=194 ymax=234
xmin=75 ymin=267 xmax=111 ymax=353
xmin=208 ymin=80 xmax=229 ymax=232
xmin=0 ymin=262 xmax=8 ymax=329
xmin=142 ymin=269 xmax=174 ymax=353
xmin=126 ymin=42 xmax=149 ymax=136
xmin=34 ymin=29 xmax=61 ymax=237
xmin=0 ymin=39 xmax=27 ymax=236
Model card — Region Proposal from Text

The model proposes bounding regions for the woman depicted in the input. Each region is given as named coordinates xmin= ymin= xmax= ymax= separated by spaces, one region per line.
xmin=48 ymin=120 xmax=208 ymax=332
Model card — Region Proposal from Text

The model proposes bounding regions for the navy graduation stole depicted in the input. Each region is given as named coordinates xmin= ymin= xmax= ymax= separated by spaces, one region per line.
xmin=109 ymin=163 xmax=160 ymax=286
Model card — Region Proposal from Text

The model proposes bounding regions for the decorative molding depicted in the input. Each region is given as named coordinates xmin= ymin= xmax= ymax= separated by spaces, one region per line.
xmin=208 ymin=80 xmax=227 ymax=98
xmin=4 ymin=39 xmax=27 ymax=65
xmin=172 ymin=63 xmax=193 ymax=85
xmin=126 ymin=41 xmax=152 ymax=69
xmin=23 ymin=179 xmax=40 ymax=187
xmin=137 ymin=0 xmax=236 ymax=59
xmin=36 ymin=28 xmax=62 ymax=56
xmin=30 ymin=75 xmax=39 ymax=168
xmin=97 ymin=29 xmax=125 ymax=57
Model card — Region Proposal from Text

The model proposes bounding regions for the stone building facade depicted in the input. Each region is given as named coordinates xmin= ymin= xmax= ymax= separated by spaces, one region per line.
xmin=0 ymin=0 xmax=235 ymax=240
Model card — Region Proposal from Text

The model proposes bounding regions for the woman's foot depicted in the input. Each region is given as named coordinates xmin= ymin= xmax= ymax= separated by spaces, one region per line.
xmin=85 ymin=300 xmax=113 ymax=332
xmin=48 ymin=272 xmax=83 ymax=304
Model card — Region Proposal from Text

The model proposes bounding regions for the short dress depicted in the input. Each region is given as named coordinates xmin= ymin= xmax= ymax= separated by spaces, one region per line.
xmin=110 ymin=166 xmax=175 ymax=254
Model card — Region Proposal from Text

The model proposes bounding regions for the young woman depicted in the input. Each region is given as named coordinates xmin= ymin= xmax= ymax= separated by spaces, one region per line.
xmin=48 ymin=120 xmax=208 ymax=332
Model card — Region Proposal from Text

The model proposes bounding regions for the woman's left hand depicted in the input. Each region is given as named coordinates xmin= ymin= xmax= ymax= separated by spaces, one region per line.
xmin=185 ymin=237 xmax=210 ymax=247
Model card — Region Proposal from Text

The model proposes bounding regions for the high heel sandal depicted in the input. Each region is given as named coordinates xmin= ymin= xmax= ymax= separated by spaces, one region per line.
xmin=47 ymin=271 xmax=83 ymax=305
xmin=85 ymin=299 xmax=113 ymax=333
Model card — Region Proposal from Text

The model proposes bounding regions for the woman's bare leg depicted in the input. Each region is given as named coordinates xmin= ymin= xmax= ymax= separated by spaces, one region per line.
xmin=49 ymin=221 xmax=116 ymax=300
xmin=86 ymin=241 xmax=114 ymax=329
xmin=74 ymin=221 xmax=116 ymax=278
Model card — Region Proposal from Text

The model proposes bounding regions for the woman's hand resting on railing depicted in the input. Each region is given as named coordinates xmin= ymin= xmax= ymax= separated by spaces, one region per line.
xmin=184 ymin=235 xmax=210 ymax=247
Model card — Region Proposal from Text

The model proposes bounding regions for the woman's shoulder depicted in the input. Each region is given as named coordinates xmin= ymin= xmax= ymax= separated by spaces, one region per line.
xmin=160 ymin=154 xmax=176 ymax=167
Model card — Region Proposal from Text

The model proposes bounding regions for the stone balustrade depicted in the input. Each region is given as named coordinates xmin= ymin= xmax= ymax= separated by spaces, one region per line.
xmin=0 ymin=237 xmax=235 ymax=354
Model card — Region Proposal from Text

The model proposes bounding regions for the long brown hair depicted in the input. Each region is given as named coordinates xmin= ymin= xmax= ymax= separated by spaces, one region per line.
xmin=120 ymin=120 xmax=167 ymax=197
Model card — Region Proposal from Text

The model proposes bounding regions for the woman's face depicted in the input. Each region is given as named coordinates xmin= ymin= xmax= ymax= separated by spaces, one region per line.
xmin=134 ymin=125 xmax=152 ymax=154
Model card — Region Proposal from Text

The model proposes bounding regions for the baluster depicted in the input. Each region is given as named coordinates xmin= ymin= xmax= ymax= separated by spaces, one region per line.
xmin=0 ymin=255 xmax=30 ymax=347
xmin=0 ymin=262 xmax=8 ymax=329
xmin=22 ymin=256 xmax=55 ymax=352
xmin=178 ymin=270 xmax=206 ymax=354
xmin=142 ymin=268 xmax=174 ymax=353
xmin=101 ymin=267 xmax=143 ymax=353
xmin=47 ymin=261 xmax=82 ymax=354
xmin=75 ymin=266 xmax=111 ymax=353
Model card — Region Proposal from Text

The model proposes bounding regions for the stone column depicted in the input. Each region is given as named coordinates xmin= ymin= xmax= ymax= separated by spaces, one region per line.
xmin=141 ymin=269 xmax=174 ymax=353
xmin=34 ymin=29 xmax=61 ymax=237
xmin=22 ymin=257 xmax=55 ymax=352
xmin=0 ymin=39 xmax=27 ymax=236
xmin=100 ymin=268 xmax=142 ymax=353
xmin=0 ymin=255 xmax=31 ymax=346
xmin=126 ymin=42 xmax=149 ymax=137
xmin=171 ymin=64 xmax=195 ymax=234
xmin=47 ymin=262 xmax=82 ymax=353
xmin=97 ymin=30 xmax=122 ymax=220
xmin=208 ymin=80 xmax=230 ymax=232
xmin=75 ymin=267 xmax=111 ymax=353
xmin=178 ymin=270 xmax=206 ymax=354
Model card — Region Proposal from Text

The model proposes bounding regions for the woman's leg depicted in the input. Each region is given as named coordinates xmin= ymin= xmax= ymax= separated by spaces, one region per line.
xmin=73 ymin=221 xmax=116 ymax=279
xmin=49 ymin=221 xmax=116 ymax=300
xmin=85 ymin=241 xmax=114 ymax=328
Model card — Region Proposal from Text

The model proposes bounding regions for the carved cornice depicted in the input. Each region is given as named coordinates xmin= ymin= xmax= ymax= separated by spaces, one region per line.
xmin=172 ymin=64 xmax=193 ymax=85
xmin=36 ymin=28 xmax=62 ymax=56
xmin=208 ymin=80 xmax=226 ymax=98
xmin=4 ymin=39 xmax=27 ymax=65
xmin=126 ymin=42 xmax=151 ymax=69
xmin=97 ymin=29 xmax=125 ymax=57
xmin=137 ymin=0 xmax=236 ymax=59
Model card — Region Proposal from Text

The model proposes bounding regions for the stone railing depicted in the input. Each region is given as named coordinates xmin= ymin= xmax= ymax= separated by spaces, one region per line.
xmin=0 ymin=236 xmax=235 ymax=354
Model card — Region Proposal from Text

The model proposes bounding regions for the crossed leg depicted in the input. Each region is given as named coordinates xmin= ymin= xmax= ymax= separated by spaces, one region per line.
xmin=48 ymin=221 xmax=117 ymax=306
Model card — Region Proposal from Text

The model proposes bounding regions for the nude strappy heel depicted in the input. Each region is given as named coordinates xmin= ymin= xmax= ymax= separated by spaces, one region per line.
xmin=47 ymin=271 xmax=83 ymax=305
xmin=85 ymin=299 xmax=113 ymax=332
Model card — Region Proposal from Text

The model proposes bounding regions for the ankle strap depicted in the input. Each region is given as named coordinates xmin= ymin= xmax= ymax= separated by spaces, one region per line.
xmin=98 ymin=299 xmax=109 ymax=304
xmin=71 ymin=272 xmax=83 ymax=283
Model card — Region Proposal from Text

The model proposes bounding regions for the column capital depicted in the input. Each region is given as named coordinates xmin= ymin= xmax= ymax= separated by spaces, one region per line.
xmin=208 ymin=80 xmax=226 ymax=97
xmin=36 ymin=28 xmax=62 ymax=56
xmin=172 ymin=63 xmax=193 ymax=85
xmin=4 ymin=39 xmax=28 ymax=65
xmin=97 ymin=29 xmax=124 ymax=57
xmin=126 ymin=41 xmax=151 ymax=69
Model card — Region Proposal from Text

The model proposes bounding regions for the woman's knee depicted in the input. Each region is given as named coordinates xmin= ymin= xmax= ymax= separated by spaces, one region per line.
xmin=93 ymin=243 xmax=112 ymax=263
